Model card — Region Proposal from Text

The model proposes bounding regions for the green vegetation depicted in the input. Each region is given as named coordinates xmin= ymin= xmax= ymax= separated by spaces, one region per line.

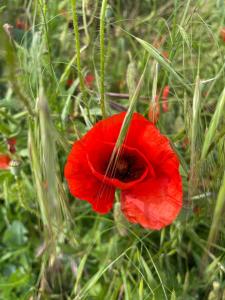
xmin=0 ymin=0 xmax=225 ymax=299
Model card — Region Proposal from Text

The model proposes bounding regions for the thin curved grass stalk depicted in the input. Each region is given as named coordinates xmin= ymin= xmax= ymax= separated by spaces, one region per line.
xmin=111 ymin=56 xmax=150 ymax=155
xmin=37 ymin=90 xmax=63 ymax=227
xmin=151 ymin=61 xmax=158 ymax=102
xmin=125 ymin=227 xmax=168 ymax=299
xmin=134 ymin=36 xmax=192 ymax=95
xmin=201 ymin=87 xmax=225 ymax=160
xmin=167 ymin=0 xmax=192 ymax=70
xmin=124 ymin=254 xmax=154 ymax=297
xmin=204 ymin=127 xmax=225 ymax=157
xmin=126 ymin=59 xmax=138 ymax=102
xmin=74 ymin=246 xmax=133 ymax=300
xmin=28 ymin=88 xmax=72 ymax=295
xmin=79 ymin=0 xmax=99 ymax=30
xmin=180 ymin=0 xmax=192 ymax=28
xmin=187 ymin=230 xmax=225 ymax=273
xmin=149 ymin=61 xmax=159 ymax=122
xmin=96 ymin=57 xmax=149 ymax=201
xmin=57 ymin=45 xmax=88 ymax=90
xmin=38 ymin=0 xmax=57 ymax=83
xmin=29 ymin=87 xmax=70 ymax=253
xmin=201 ymin=171 xmax=225 ymax=273
xmin=99 ymin=0 xmax=108 ymax=119
xmin=70 ymin=0 xmax=90 ymax=120
xmin=28 ymin=123 xmax=53 ymax=235
xmin=61 ymin=78 xmax=79 ymax=127
xmin=56 ymin=1 xmax=94 ymax=92
xmin=1 ymin=25 xmax=34 ymax=116
xmin=82 ymin=0 xmax=90 ymax=45
xmin=72 ymin=253 xmax=88 ymax=296
xmin=188 ymin=76 xmax=201 ymax=210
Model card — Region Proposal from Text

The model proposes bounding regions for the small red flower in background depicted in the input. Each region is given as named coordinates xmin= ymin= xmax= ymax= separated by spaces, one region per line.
xmin=162 ymin=85 xmax=170 ymax=112
xmin=16 ymin=18 xmax=28 ymax=30
xmin=7 ymin=138 xmax=16 ymax=153
xmin=148 ymin=95 xmax=160 ymax=124
xmin=64 ymin=112 xmax=182 ymax=230
xmin=220 ymin=28 xmax=225 ymax=42
xmin=66 ymin=79 xmax=74 ymax=88
xmin=0 ymin=154 xmax=11 ymax=170
xmin=84 ymin=73 xmax=95 ymax=88
xmin=66 ymin=74 xmax=95 ymax=89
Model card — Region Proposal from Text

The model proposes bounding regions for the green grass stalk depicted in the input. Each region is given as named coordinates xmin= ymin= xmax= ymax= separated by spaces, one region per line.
xmin=70 ymin=0 xmax=90 ymax=119
xmin=99 ymin=0 xmax=108 ymax=118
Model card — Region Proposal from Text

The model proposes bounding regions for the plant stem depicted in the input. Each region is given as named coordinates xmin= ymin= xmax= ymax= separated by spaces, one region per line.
xmin=70 ymin=0 xmax=90 ymax=119
xmin=100 ymin=0 xmax=108 ymax=118
xmin=38 ymin=0 xmax=57 ymax=83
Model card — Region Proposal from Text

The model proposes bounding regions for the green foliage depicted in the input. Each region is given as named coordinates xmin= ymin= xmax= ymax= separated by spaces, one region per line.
xmin=0 ymin=0 xmax=225 ymax=299
xmin=3 ymin=220 xmax=28 ymax=248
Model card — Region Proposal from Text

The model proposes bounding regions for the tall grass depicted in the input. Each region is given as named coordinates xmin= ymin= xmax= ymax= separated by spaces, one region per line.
xmin=0 ymin=1 xmax=225 ymax=299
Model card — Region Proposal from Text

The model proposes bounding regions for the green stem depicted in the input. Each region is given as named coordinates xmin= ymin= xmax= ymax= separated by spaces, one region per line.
xmin=3 ymin=27 xmax=34 ymax=116
xmin=70 ymin=0 xmax=90 ymax=119
xmin=38 ymin=0 xmax=57 ymax=83
xmin=100 ymin=0 xmax=108 ymax=118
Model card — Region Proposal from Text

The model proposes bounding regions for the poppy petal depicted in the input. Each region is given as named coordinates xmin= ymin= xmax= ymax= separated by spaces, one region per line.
xmin=86 ymin=142 xmax=153 ymax=190
xmin=121 ymin=113 xmax=180 ymax=177
xmin=82 ymin=112 xmax=126 ymax=146
xmin=64 ymin=141 xmax=115 ymax=214
xmin=121 ymin=173 xmax=182 ymax=230
xmin=64 ymin=112 xmax=183 ymax=227
xmin=82 ymin=113 xmax=175 ymax=170
xmin=0 ymin=154 xmax=10 ymax=170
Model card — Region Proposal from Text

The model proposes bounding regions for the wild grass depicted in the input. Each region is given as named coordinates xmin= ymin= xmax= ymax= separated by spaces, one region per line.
xmin=0 ymin=0 xmax=225 ymax=299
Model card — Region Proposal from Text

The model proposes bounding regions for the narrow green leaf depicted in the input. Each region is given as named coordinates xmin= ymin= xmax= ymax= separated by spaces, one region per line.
xmin=135 ymin=37 xmax=192 ymax=94
xmin=201 ymin=87 xmax=225 ymax=159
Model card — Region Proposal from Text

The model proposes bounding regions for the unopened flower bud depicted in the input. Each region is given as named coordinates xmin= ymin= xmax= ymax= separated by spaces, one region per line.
xmin=9 ymin=160 xmax=21 ymax=177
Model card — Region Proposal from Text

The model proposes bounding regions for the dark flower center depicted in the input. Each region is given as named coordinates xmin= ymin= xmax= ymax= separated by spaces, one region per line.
xmin=106 ymin=153 xmax=147 ymax=183
xmin=115 ymin=157 xmax=129 ymax=179
xmin=87 ymin=142 xmax=154 ymax=189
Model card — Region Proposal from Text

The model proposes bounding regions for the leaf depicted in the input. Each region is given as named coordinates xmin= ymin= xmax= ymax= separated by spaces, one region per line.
xmin=170 ymin=290 xmax=177 ymax=300
xmin=201 ymin=87 xmax=225 ymax=159
xmin=3 ymin=221 xmax=28 ymax=247
xmin=134 ymin=36 xmax=192 ymax=94
xmin=11 ymin=28 xmax=33 ymax=48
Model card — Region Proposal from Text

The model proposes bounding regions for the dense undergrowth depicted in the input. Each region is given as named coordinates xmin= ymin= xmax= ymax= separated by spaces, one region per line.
xmin=0 ymin=0 xmax=225 ymax=299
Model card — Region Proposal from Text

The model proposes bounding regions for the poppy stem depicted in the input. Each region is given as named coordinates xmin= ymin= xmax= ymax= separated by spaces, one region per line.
xmin=100 ymin=0 xmax=108 ymax=119
xmin=70 ymin=0 xmax=91 ymax=121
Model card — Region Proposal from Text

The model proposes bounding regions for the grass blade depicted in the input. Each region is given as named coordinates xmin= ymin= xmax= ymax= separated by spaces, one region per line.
xmin=201 ymin=87 xmax=225 ymax=159
xmin=135 ymin=36 xmax=192 ymax=94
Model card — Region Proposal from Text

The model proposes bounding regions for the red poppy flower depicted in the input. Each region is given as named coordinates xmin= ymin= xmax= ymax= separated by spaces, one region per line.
xmin=148 ymin=95 xmax=160 ymax=124
xmin=162 ymin=85 xmax=170 ymax=112
xmin=66 ymin=79 xmax=74 ymax=88
xmin=84 ymin=73 xmax=95 ymax=88
xmin=0 ymin=154 xmax=11 ymax=170
xmin=16 ymin=18 xmax=28 ymax=30
xmin=220 ymin=28 xmax=225 ymax=42
xmin=64 ymin=112 xmax=182 ymax=230
xmin=7 ymin=138 xmax=16 ymax=153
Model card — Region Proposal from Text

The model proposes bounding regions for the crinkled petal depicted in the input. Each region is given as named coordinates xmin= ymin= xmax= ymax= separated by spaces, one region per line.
xmin=122 ymin=113 xmax=180 ymax=177
xmin=64 ymin=141 xmax=115 ymax=214
xmin=82 ymin=113 xmax=179 ymax=177
xmin=121 ymin=173 xmax=182 ymax=230
xmin=86 ymin=142 xmax=152 ymax=190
